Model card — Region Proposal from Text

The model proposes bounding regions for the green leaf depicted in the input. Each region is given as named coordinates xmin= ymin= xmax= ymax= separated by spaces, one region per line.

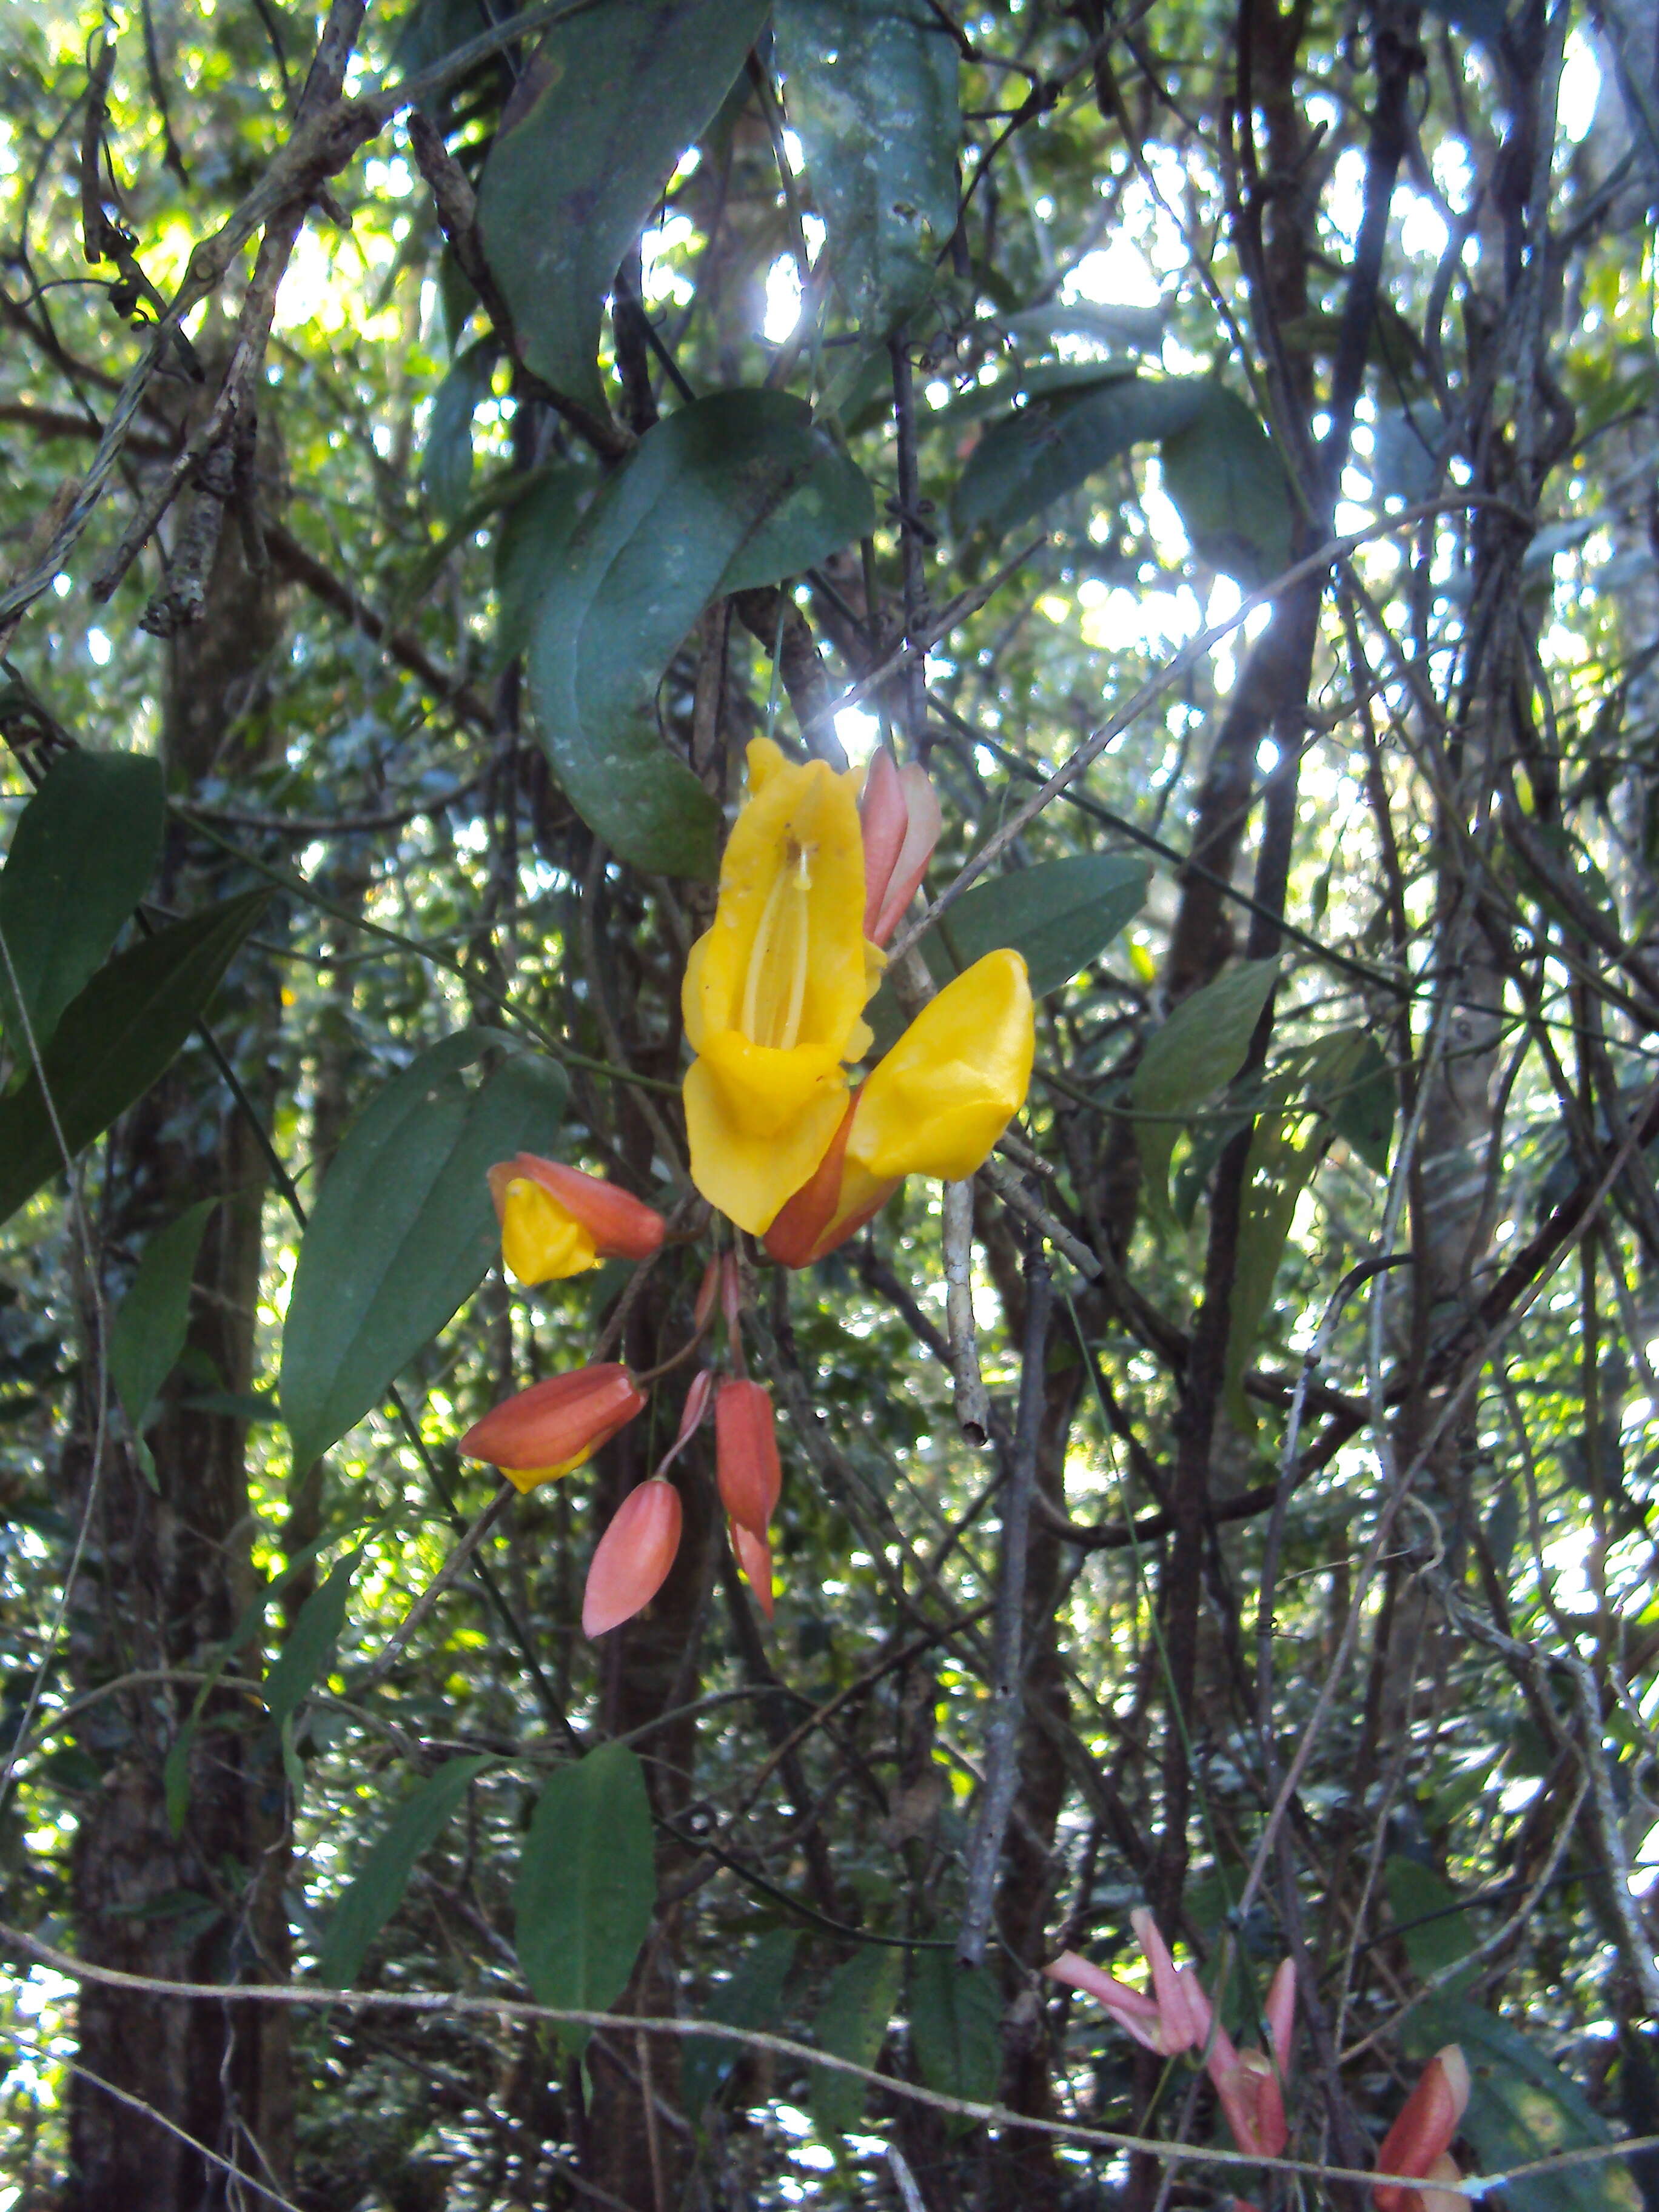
xmin=1384 ymin=1856 xmax=1477 ymax=1991
xmin=108 ymin=1199 xmax=218 ymax=1433
xmin=1315 ymin=1029 xmax=1394 ymax=1175
xmin=952 ymin=372 xmax=1199 ymax=539
xmin=908 ymin=1952 xmax=1000 ymax=2130
xmin=476 ymin=0 xmax=768 ymax=412
xmin=1404 ymin=1999 xmax=1643 ymax=2212
xmin=1159 ymin=383 xmax=1295 ymax=586
xmin=716 ymin=441 xmax=877 ymax=595
xmin=932 ymin=855 xmax=1149 ymax=999
xmin=775 ymin=0 xmax=959 ymax=337
xmin=422 ymin=338 xmax=495 ymax=525
xmin=280 ymin=1031 xmax=568 ymax=1469
xmin=1131 ymin=959 xmax=1279 ymax=1230
xmin=0 ymin=891 xmax=271 ymax=1231
xmin=682 ymin=1929 xmax=798 ymax=2114
xmin=261 ymin=1547 xmax=361 ymax=1732
xmin=811 ymin=1944 xmax=903 ymax=2138
xmin=0 ymin=749 xmax=165 ymax=1052
xmin=1222 ymin=1105 xmax=1324 ymax=1429
xmin=951 ymin=374 xmax=1294 ymax=580
xmin=494 ymin=463 xmax=594 ymax=670
xmin=515 ymin=1742 xmax=657 ymax=2059
xmin=528 ymin=391 xmax=867 ymax=876
xmin=317 ymin=1755 xmax=490 ymax=1989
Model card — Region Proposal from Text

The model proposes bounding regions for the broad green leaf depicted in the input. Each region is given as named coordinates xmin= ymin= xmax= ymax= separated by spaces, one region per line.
xmin=774 ymin=0 xmax=959 ymax=337
xmin=1221 ymin=1106 xmax=1324 ymax=1429
xmin=1404 ymin=1999 xmax=1642 ymax=2212
xmin=811 ymin=1943 xmax=903 ymax=2138
xmin=1315 ymin=1028 xmax=1395 ymax=1175
xmin=494 ymin=463 xmax=594 ymax=669
xmin=1384 ymin=1855 xmax=1477 ymax=1992
xmin=0 ymin=749 xmax=165 ymax=1052
xmin=476 ymin=0 xmax=768 ymax=411
xmin=0 ymin=891 xmax=270 ymax=1231
xmin=952 ymin=372 xmax=1199 ymax=538
xmin=932 ymin=854 xmax=1149 ymax=999
xmin=262 ymin=1548 xmax=362 ymax=1732
xmin=951 ymin=374 xmax=1294 ymax=581
xmin=717 ymin=441 xmax=877 ymax=595
xmin=515 ymin=1742 xmax=657 ymax=2058
xmin=682 ymin=1929 xmax=798 ymax=2114
xmin=1159 ymin=383 xmax=1295 ymax=585
xmin=422 ymin=338 xmax=495 ymax=525
xmin=280 ymin=1031 xmax=568 ymax=1469
xmin=908 ymin=1952 xmax=1000 ymax=2131
xmin=1131 ymin=959 xmax=1279 ymax=1231
xmin=317 ymin=1755 xmax=490 ymax=1988
xmin=528 ymin=391 xmax=867 ymax=876
xmin=109 ymin=1199 xmax=218 ymax=1433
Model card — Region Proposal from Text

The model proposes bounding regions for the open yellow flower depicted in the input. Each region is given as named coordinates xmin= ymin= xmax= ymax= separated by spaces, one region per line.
xmin=682 ymin=737 xmax=881 ymax=1233
xmin=766 ymin=949 xmax=1035 ymax=1265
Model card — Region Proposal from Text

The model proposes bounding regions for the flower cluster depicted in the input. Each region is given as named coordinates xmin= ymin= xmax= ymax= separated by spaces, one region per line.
xmin=451 ymin=740 xmax=1036 ymax=1644
xmin=1047 ymin=1914 xmax=1470 ymax=2210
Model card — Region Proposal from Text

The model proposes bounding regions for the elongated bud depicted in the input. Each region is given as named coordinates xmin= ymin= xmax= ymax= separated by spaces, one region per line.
xmin=1373 ymin=2048 xmax=1470 ymax=2211
xmin=654 ymin=1369 xmax=714 ymax=1480
xmin=460 ymin=1365 xmax=645 ymax=1494
xmin=1213 ymin=2048 xmax=1287 ymax=2161
xmin=860 ymin=748 xmax=942 ymax=945
xmin=1265 ymin=1956 xmax=1296 ymax=2074
xmin=583 ymin=1479 xmax=683 ymax=1636
xmin=716 ymin=1378 xmax=782 ymax=1537
xmin=730 ymin=1517 xmax=774 ymax=1619
xmin=488 ymin=1154 xmax=665 ymax=1286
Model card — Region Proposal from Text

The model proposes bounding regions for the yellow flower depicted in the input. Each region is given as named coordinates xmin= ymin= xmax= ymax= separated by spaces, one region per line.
xmin=765 ymin=949 xmax=1035 ymax=1265
xmin=682 ymin=737 xmax=881 ymax=1233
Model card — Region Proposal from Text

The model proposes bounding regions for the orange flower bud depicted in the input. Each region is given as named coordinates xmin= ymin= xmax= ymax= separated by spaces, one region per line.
xmin=716 ymin=1378 xmax=782 ymax=1538
xmin=487 ymin=1153 xmax=665 ymax=1285
xmin=583 ymin=1478 xmax=683 ymax=1636
xmin=730 ymin=1517 xmax=774 ymax=1619
xmin=1374 ymin=2048 xmax=1470 ymax=2211
xmin=459 ymin=1365 xmax=645 ymax=1495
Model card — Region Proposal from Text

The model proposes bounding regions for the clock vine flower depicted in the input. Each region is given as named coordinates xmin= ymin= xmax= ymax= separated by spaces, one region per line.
xmin=460 ymin=739 xmax=1036 ymax=1641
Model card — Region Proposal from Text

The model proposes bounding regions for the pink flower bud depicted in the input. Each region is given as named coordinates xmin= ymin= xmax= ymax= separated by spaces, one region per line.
xmin=860 ymin=747 xmax=942 ymax=945
xmin=459 ymin=1366 xmax=645 ymax=1495
xmin=715 ymin=1378 xmax=782 ymax=1537
xmin=583 ymin=1478 xmax=683 ymax=1637
xmin=1374 ymin=2047 xmax=1470 ymax=2211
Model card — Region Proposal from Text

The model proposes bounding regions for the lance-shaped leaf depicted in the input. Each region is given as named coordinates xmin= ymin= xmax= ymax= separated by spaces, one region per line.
xmin=515 ymin=1742 xmax=657 ymax=2059
xmin=775 ymin=0 xmax=960 ymax=336
xmin=811 ymin=1943 xmax=903 ymax=2138
xmin=109 ymin=1199 xmax=219 ymax=1434
xmin=0 ymin=891 xmax=270 ymax=1230
xmin=1130 ymin=959 xmax=1279 ymax=1232
xmin=318 ymin=1755 xmax=491 ymax=1989
xmin=528 ymin=390 xmax=873 ymax=876
xmin=477 ymin=0 xmax=768 ymax=412
xmin=0 ymin=747 xmax=165 ymax=1051
xmin=280 ymin=1032 xmax=568 ymax=1469
xmin=932 ymin=854 xmax=1149 ymax=999
xmin=909 ymin=1952 xmax=1000 ymax=2134
xmin=682 ymin=1929 xmax=798 ymax=2114
xmin=262 ymin=1547 xmax=362 ymax=1732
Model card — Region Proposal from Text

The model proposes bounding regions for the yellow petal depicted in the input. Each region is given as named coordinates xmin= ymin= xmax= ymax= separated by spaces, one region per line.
xmin=500 ymin=1443 xmax=598 ymax=1495
xmin=847 ymin=949 xmax=1034 ymax=1182
xmin=683 ymin=1054 xmax=850 ymax=1234
xmin=499 ymin=1178 xmax=599 ymax=1285
xmin=682 ymin=737 xmax=870 ymax=1063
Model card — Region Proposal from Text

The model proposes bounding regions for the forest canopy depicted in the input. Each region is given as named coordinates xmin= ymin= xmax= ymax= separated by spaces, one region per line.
xmin=1 ymin=0 xmax=1657 ymax=2208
